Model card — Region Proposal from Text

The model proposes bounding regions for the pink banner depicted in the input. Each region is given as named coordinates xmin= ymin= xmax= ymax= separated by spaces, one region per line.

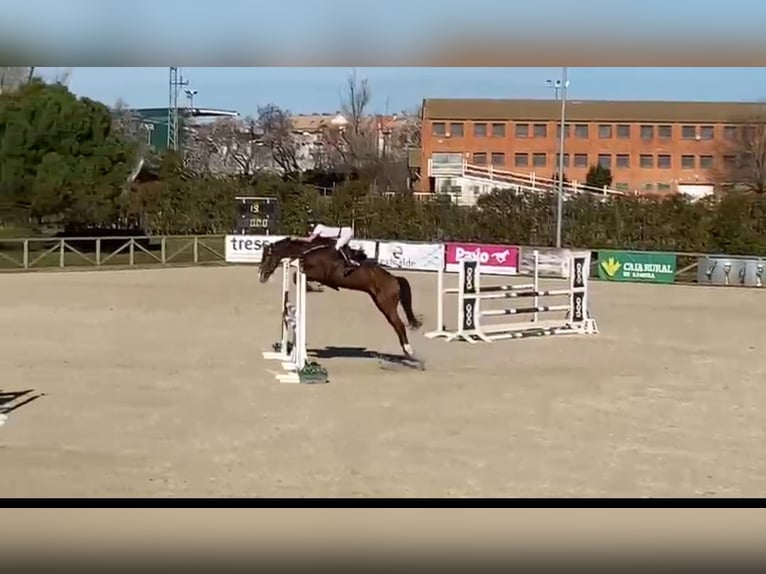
xmin=445 ymin=242 xmax=520 ymax=275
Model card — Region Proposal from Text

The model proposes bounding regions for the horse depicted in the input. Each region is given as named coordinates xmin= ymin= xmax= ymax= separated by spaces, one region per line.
xmin=258 ymin=237 xmax=424 ymax=365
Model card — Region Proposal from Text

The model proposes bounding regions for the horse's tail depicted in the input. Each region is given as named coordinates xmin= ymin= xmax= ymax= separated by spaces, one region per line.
xmin=395 ymin=276 xmax=422 ymax=330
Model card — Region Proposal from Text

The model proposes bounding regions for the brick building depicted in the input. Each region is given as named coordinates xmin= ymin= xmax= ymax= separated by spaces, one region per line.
xmin=418 ymin=98 xmax=764 ymax=196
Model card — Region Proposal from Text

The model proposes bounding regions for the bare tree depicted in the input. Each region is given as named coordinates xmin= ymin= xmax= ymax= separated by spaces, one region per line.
xmin=318 ymin=72 xmax=421 ymax=192
xmin=185 ymin=116 xmax=271 ymax=178
xmin=340 ymin=70 xmax=378 ymax=171
xmin=717 ymin=108 xmax=766 ymax=194
xmin=255 ymin=104 xmax=301 ymax=176
xmin=396 ymin=103 xmax=423 ymax=149
xmin=111 ymin=98 xmax=150 ymax=149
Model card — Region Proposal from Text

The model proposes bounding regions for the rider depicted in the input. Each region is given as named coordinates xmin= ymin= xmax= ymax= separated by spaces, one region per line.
xmin=295 ymin=215 xmax=360 ymax=274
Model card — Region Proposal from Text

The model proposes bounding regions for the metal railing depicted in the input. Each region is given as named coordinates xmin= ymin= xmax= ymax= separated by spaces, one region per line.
xmin=1 ymin=234 xmax=763 ymax=291
xmin=0 ymin=235 xmax=227 ymax=272
xmin=428 ymin=159 xmax=630 ymax=197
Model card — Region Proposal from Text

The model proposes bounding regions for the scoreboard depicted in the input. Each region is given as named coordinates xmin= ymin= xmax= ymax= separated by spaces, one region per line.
xmin=234 ymin=196 xmax=279 ymax=235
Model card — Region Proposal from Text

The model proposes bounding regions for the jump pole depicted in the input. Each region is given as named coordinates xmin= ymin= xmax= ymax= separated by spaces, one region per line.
xmin=425 ymin=246 xmax=536 ymax=340
xmin=424 ymin=248 xmax=539 ymax=340
xmin=428 ymin=250 xmax=598 ymax=343
xmin=262 ymin=259 xmax=327 ymax=384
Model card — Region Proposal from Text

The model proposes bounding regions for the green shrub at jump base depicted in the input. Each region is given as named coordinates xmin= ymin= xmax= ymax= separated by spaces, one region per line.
xmin=597 ymin=250 xmax=677 ymax=284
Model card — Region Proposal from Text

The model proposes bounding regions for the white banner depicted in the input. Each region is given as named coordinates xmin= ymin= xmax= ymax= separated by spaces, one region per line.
xmin=377 ymin=241 xmax=443 ymax=272
xmin=224 ymin=234 xmax=287 ymax=264
xmin=225 ymin=235 xmax=377 ymax=264
xmin=350 ymin=239 xmax=378 ymax=260
xmin=519 ymin=247 xmax=572 ymax=278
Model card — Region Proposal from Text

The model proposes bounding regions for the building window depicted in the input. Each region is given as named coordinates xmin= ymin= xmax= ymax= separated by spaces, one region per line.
xmin=432 ymin=122 xmax=446 ymax=136
xmin=658 ymin=154 xmax=671 ymax=169
xmin=617 ymin=124 xmax=631 ymax=139
xmin=491 ymin=152 xmax=505 ymax=166
xmin=723 ymin=155 xmax=737 ymax=169
xmin=700 ymin=155 xmax=714 ymax=169
xmin=643 ymin=183 xmax=654 ymax=191
xmin=640 ymin=125 xmax=654 ymax=140
xmin=515 ymin=123 xmax=529 ymax=138
xmin=492 ymin=123 xmax=506 ymax=137
xmin=615 ymin=182 xmax=629 ymax=191
xmin=533 ymin=153 xmax=547 ymax=168
xmin=449 ymin=122 xmax=464 ymax=137
xmin=574 ymin=153 xmax=588 ymax=168
xmin=724 ymin=125 xmax=738 ymax=140
xmin=640 ymin=154 xmax=653 ymax=168
xmin=556 ymin=124 xmax=570 ymax=138
xmin=681 ymin=155 xmax=695 ymax=169
xmin=598 ymin=124 xmax=612 ymax=139
xmin=574 ymin=124 xmax=589 ymax=138
xmin=473 ymin=152 xmax=487 ymax=164
xmin=700 ymin=125 xmax=714 ymax=140
xmin=533 ymin=123 xmax=547 ymax=138
xmin=555 ymin=153 xmax=570 ymax=167
xmin=616 ymin=154 xmax=630 ymax=168
xmin=474 ymin=123 xmax=487 ymax=137
xmin=681 ymin=125 xmax=696 ymax=140
xmin=515 ymin=153 xmax=528 ymax=167
xmin=432 ymin=152 xmax=464 ymax=165
xmin=657 ymin=183 xmax=672 ymax=192
xmin=598 ymin=154 xmax=611 ymax=168
xmin=658 ymin=125 xmax=672 ymax=139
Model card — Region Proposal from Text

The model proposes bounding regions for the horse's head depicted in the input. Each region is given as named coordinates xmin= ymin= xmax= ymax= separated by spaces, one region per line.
xmin=258 ymin=237 xmax=292 ymax=283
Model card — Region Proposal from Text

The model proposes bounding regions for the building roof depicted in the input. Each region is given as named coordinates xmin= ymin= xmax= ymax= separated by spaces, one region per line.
xmin=422 ymin=98 xmax=766 ymax=124
xmin=290 ymin=112 xmax=411 ymax=133
xmin=130 ymin=107 xmax=239 ymax=121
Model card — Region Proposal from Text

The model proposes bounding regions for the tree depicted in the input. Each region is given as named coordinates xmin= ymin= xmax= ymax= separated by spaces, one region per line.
xmin=319 ymin=71 xmax=420 ymax=191
xmin=184 ymin=116 xmax=271 ymax=179
xmin=320 ymin=71 xmax=378 ymax=175
xmin=585 ymin=164 xmax=613 ymax=189
xmin=717 ymin=111 xmax=766 ymax=194
xmin=0 ymin=80 xmax=138 ymax=229
xmin=255 ymin=104 xmax=301 ymax=177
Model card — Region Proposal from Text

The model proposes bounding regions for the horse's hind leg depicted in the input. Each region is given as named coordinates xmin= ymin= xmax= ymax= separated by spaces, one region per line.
xmin=369 ymin=292 xmax=414 ymax=357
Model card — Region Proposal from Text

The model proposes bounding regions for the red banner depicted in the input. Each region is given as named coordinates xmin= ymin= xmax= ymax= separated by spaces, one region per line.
xmin=445 ymin=242 xmax=520 ymax=275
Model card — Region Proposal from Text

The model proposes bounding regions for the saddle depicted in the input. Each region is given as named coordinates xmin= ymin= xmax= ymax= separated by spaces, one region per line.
xmin=300 ymin=240 xmax=367 ymax=264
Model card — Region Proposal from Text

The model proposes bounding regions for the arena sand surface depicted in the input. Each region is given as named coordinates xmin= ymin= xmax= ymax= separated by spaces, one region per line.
xmin=1 ymin=265 xmax=765 ymax=498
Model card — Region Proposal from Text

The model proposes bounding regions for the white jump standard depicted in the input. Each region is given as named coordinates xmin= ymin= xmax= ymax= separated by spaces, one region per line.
xmin=425 ymin=250 xmax=598 ymax=343
xmin=262 ymin=258 xmax=328 ymax=384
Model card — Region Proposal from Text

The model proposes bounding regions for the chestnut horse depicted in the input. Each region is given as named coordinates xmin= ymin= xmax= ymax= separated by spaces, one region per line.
xmin=258 ymin=237 xmax=424 ymax=364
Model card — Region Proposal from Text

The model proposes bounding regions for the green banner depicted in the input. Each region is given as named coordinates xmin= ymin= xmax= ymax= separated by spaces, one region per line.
xmin=597 ymin=250 xmax=677 ymax=284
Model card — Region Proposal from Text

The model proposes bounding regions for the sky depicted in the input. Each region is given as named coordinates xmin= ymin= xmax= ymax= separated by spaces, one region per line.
xmin=34 ymin=67 xmax=766 ymax=117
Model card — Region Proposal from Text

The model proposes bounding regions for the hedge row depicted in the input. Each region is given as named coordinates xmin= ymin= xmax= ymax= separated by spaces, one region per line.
xmin=124 ymin=173 xmax=766 ymax=256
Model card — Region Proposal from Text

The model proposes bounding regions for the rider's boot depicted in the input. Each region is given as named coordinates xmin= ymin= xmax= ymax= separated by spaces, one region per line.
xmin=339 ymin=247 xmax=359 ymax=275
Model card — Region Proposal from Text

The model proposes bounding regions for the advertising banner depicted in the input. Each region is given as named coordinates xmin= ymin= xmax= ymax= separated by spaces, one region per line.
xmin=224 ymin=235 xmax=377 ymax=264
xmin=224 ymin=234 xmax=287 ymax=264
xmin=349 ymin=239 xmax=379 ymax=261
xmin=597 ymin=250 xmax=676 ymax=284
xmin=377 ymin=241 xmax=444 ymax=272
xmin=519 ymin=247 xmax=572 ymax=278
xmin=445 ymin=242 xmax=520 ymax=275
xmin=696 ymin=256 xmax=765 ymax=287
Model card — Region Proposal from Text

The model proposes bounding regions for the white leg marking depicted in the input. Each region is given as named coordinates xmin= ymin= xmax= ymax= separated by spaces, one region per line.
xmin=403 ymin=343 xmax=414 ymax=356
